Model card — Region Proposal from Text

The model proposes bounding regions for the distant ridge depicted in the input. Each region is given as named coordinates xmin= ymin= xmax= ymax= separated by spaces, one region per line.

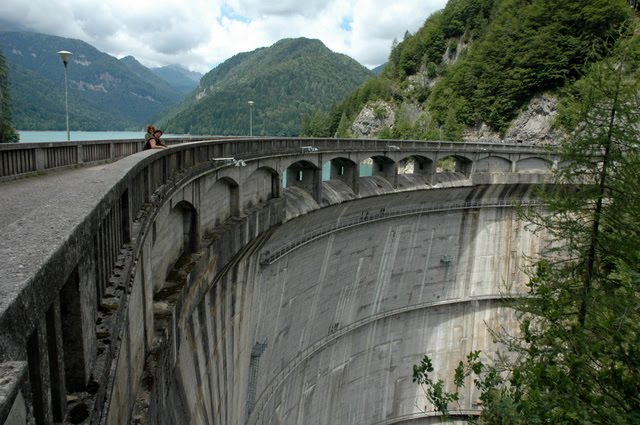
xmin=159 ymin=37 xmax=374 ymax=136
xmin=151 ymin=65 xmax=202 ymax=94
xmin=0 ymin=31 xmax=185 ymax=130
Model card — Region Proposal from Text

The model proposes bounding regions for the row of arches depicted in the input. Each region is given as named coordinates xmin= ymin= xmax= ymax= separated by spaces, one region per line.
xmin=284 ymin=153 xmax=552 ymax=191
xmin=148 ymin=152 xmax=552 ymax=294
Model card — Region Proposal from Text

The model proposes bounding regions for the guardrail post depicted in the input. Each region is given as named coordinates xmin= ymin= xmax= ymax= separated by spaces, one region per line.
xmin=77 ymin=144 xmax=84 ymax=164
xmin=35 ymin=147 xmax=46 ymax=172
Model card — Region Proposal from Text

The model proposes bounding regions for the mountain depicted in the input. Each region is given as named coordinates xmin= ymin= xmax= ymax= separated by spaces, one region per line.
xmin=151 ymin=65 xmax=202 ymax=94
xmin=120 ymin=56 xmax=180 ymax=95
xmin=0 ymin=32 xmax=185 ymax=130
xmin=370 ymin=63 xmax=386 ymax=75
xmin=302 ymin=0 xmax=633 ymax=141
xmin=159 ymin=38 xmax=374 ymax=136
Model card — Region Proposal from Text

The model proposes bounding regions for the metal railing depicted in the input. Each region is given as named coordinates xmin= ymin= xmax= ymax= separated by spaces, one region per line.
xmin=260 ymin=199 xmax=543 ymax=265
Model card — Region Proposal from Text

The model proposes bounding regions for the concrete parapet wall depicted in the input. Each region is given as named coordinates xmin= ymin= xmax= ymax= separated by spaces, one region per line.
xmin=0 ymin=362 xmax=28 ymax=425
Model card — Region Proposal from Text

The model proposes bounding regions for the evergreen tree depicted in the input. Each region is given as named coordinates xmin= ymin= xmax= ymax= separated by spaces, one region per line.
xmin=0 ymin=50 xmax=18 ymax=143
xmin=335 ymin=112 xmax=353 ymax=138
xmin=414 ymin=30 xmax=640 ymax=424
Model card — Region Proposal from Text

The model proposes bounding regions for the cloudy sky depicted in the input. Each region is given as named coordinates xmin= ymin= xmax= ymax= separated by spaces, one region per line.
xmin=0 ymin=0 xmax=447 ymax=73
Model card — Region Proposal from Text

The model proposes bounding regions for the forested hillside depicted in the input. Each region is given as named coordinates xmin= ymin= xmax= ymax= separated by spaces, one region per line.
xmin=0 ymin=49 xmax=18 ymax=142
xmin=0 ymin=32 xmax=185 ymax=130
xmin=159 ymin=38 xmax=373 ymax=136
xmin=302 ymin=0 xmax=632 ymax=140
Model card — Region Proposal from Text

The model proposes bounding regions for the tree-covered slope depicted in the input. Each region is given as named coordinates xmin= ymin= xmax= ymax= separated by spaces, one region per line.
xmin=120 ymin=56 xmax=179 ymax=96
xmin=302 ymin=0 xmax=632 ymax=140
xmin=0 ymin=32 xmax=185 ymax=130
xmin=160 ymin=38 xmax=373 ymax=136
xmin=6 ymin=61 xmax=133 ymax=130
xmin=0 ymin=49 xmax=18 ymax=142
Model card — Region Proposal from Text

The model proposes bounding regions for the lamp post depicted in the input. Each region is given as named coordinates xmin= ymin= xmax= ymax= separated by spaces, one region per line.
xmin=57 ymin=50 xmax=72 ymax=141
xmin=248 ymin=100 xmax=254 ymax=136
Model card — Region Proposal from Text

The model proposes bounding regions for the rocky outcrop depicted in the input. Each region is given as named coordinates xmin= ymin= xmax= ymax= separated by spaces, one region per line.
xmin=463 ymin=93 xmax=563 ymax=145
xmin=351 ymin=101 xmax=395 ymax=137
xmin=504 ymin=93 xmax=561 ymax=144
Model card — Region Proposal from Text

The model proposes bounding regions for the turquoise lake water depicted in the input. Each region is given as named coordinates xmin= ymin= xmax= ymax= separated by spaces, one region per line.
xmin=17 ymin=131 xmax=193 ymax=143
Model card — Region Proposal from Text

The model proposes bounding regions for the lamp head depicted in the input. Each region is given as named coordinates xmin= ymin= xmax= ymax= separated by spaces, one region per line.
xmin=57 ymin=50 xmax=72 ymax=66
xmin=248 ymin=101 xmax=254 ymax=106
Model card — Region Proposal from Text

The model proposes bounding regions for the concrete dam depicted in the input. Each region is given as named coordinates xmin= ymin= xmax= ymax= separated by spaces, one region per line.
xmin=0 ymin=138 xmax=554 ymax=425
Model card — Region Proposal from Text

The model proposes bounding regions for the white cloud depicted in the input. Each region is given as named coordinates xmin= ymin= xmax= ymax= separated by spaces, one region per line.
xmin=0 ymin=0 xmax=448 ymax=73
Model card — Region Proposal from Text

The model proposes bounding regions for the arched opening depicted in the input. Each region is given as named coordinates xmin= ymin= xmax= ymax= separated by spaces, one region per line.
xmin=323 ymin=157 xmax=358 ymax=188
xmin=174 ymin=200 xmax=199 ymax=255
xmin=397 ymin=155 xmax=434 ymax=176
xmin=370 ymin=155 xmax=396 ymax=183
xmin=242 ymin=167 xmax=280 ymax=211
xmin=475 ymin=156 xmax=512 ymax=173
xmin=149 ymin=200 xmax=200 ymax=293
xmin=356 ymin=155 xmax=397 ymax=194
xmin=359 ymin=158 xmax=373 ymax=177
xmin=436 ymin=155 xmax=473 ymax=176
xmin=201 ymin=177 xmax=239 ymax=233
xmin=396 ymin=155 xmax=434 ymax=187
xmin=516 ymin=157 xmax=552 ymax=173
xmin=284 ymin=160 xmax=321 ymax=201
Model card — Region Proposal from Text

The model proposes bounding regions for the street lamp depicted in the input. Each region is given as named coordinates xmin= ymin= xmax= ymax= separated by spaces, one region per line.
xmin=248 ymin=100 xmax=254 ymax=136
xmin=57 ymin=50 xmax=72 ymax=141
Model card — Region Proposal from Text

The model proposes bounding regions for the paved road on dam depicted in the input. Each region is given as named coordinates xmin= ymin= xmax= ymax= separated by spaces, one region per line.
xmin=0 ymin=165 xmax=110 ymax=231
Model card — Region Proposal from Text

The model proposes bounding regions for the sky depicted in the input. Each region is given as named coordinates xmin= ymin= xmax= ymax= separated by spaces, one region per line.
xmin=0 ymin=0 xmax=448 ymax=74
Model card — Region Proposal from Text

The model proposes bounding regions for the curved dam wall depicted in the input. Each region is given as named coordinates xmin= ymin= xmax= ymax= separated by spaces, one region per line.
xmin=150 ymin=184 xmax=544 ymax=425
xmin=248 ymin=185 xmax=542 ymax=424
xmin=0 ymin=138 xmax=555 ymax=425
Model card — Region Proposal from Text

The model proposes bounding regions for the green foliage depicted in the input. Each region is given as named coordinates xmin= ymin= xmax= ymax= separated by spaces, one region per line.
xmin=302 ymin=74 xmax=396 ymax=137
xmin=428 ymin=0 xmax=632 ymax=133
xmin=0 ymin=32 xmax=185 ymax=130
xmin=389 ymin=0 xmax=495 ymax=79
xmin=306 ymin=0 xmax=633 ymax=141
xmin=161 ymin=38 xmax=373 ymax=136
xmin=412 ymin=354 xmax=463 ymax=415
xmin=0 ymin=49 xmax=18 ymax=142
xmin=414 ymin=32 xmax=640 ymax=424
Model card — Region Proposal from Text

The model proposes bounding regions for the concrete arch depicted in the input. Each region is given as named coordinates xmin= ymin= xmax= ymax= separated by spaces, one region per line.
xmin=516 ymin=157 xmax=553 ymax=173
xmin=437 ymin=154 xmax=473 ymax=176
xmin=398 ymin=155 xmax=435 ymax=177
xmin=323 ymin=157 xmax=358 ymax=192
xmin=200 ymin=176 xmax=240 ymax=235
xmin=149 ymin=199 xmax=199 ymax=293
xmin=285 ymin=160 xmax=322 ymax=202
xmin=173 ymin=200 xmax=199 ymax=255
xmin=278 ymin=156 xmax=320 ymax=176
xmin=367 ymin=155 xmax=397 ymax=186
xmin=242 ymin=167 xmax=280 ymax=210
xmin=475 ymin=155 xmax=512 ymax=173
